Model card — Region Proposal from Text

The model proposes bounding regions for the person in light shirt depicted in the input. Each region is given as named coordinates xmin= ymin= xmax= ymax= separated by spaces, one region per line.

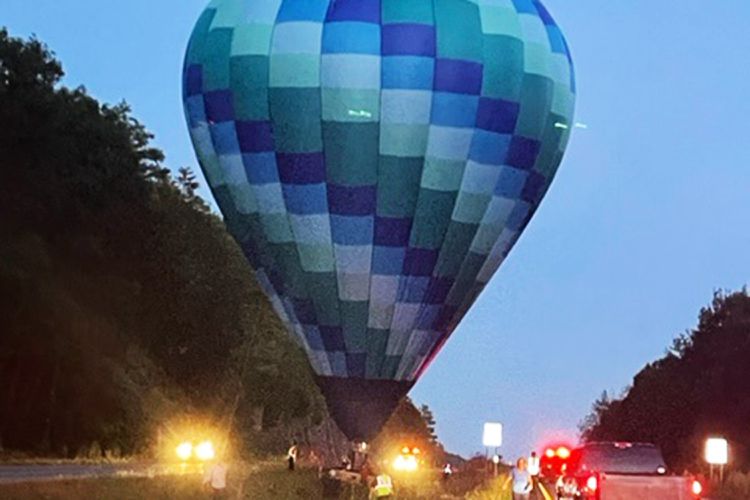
xmin=512 ymin=457 xmax=533 ymax=500
xmin=527 ymin=451 xmax=541 ymax=491
xmin=443 ymin=463 xmax=453 ymax=481
xmin=287 ymin=440 xmax=299 ymax=471
xmin=203 ymin=459 xmax=228 ymax=499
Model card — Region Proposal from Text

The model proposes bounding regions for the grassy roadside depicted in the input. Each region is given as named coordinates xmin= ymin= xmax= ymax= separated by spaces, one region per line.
xmin=0 ymin=466 xmax=363 ymax=500
xmin=0 ymin=454 xmax=138 ymax=466
xmin=465 ymin=475 xmax=512 ymax=500
xmin=0 ymin=464 xmax=510 ymax=499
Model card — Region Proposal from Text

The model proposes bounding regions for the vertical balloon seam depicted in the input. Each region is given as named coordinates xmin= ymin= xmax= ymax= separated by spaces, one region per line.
xmin=366 ymin=1 xmax=390 ymax=377
xmin=373 ymin=0 xmax=436 ymax=381
xmin=264 ymin=0 xmax=328 ymax=373
xmin=326 ymin=0 xmax=382 ymax=378
xmin=320 ymin=0 xmax=354 ymax=379
xmin=383 ymin=0 xmax=436 ymax=378
xmin=317 ymin=2 xmax=336 ymax=376
xmin=482 ymin=0 xmax=575 ymax=336
xmin=402 ymin=0 xmax=488 ymax=382
xmin=392 ymin=0 xmax=449 ymax=381
xmin=185 ymin=5 xmax=264 ymax=314
xmin=424 ymin=0 xmax=503 ymax=378
xmin=227 ymin=1 xmax=308 ymax=360
xmin=289 ymin=0 xmax=342 ymax=377
xmin=368 ymin=0 xmax=387 ymax=380
xmin=317 ymin=0 xmax=344 ymax=378
xmin=239 ymin=1 xmax=289 ymax=357
xmin=381 ymin=0 xmax=439 ymax=381
xmin=368 ymin=0 xmax=420 ymax=379
xmin=228 ymin=0 xmax=322 ymax=373
xmin=369 ymin=0 xmax=399 ymax=379
xmin=416 ymin=0 xmax=574 ymax=376
xmin=185 ymin=9 xmax=228 ymax=201
xmin=434 ymin=19 xmax=532 ymax=348
xmin=434 ymin=0 xmax=514 ymax=369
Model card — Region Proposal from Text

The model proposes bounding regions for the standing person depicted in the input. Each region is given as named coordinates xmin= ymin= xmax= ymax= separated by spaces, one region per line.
xmin=203 ymin=459 xmax=228 ymax=499
xmin=360 ymin=455 xmax=373 ymax=486
xmin=341 ymin=453 xmax=352 ymax=470
xmin=287 ymin=440 xmax=298 ymax=471
xmin=528 ymin=451 xmax=541 ymax=491
xmin=309 ymin=448 xmax=323 ymax=476
xmin=443 ymin=463 xmax=453 ymax=481
xmin=370 ymin=469 xmax=394 ymax=499
xmin=512 ymin=457 xmax=533 ymax=500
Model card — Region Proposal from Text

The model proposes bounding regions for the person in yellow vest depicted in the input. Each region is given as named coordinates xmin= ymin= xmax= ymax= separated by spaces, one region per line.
xmin=370 ymin=470 xmax=394 ymax=499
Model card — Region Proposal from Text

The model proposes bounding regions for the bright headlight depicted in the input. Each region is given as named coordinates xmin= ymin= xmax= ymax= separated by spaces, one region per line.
xmin=176 ymin=441 xmax=193 ymax=461
xmin=393 ymin=454 xmax=418 ymax=472
xmin=195 ymin=440 xmax=215 ymax=461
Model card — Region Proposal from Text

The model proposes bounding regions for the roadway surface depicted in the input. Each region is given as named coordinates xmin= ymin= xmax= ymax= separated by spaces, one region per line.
xmin=538 ymin=480 xmax=555 ymax=500
xmin=500 ymin=474 xmax=555 ymax=500
xmin=0 ymin=462 xmax=201 ymax=484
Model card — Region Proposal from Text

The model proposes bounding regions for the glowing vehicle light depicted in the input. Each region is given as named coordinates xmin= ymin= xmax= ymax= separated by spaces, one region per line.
xmin=195 ymin=440 xmax=216 ymax=461
xmin=557 ymin=446 xmax=571 ymax=459
xmin=586 ymin=475 xmax=598 ymax=491
xmin=176 ymin=441 xmax=193 ymax=461
xmin=545 ymin=448 xmax=555 ymax=458
xmin=692 ymin=480 xmax=703 ymax=496
xmin=393 ymin=454 xmax=418 ymax=472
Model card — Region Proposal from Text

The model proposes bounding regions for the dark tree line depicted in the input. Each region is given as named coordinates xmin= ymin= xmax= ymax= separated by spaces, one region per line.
xmin=0 ymin=28 xmax=325 ymax=457
xmin=580 ymin=289 xmax=750 ymax=471
xmin=0 ymin=28 xmax=443 ymax=460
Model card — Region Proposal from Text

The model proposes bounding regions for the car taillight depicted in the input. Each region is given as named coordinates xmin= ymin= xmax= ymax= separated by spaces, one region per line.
xmin=586 ymin=475 xmax=598 ymax=491
xmin=691 ymin=479 xmax=703 ymax=496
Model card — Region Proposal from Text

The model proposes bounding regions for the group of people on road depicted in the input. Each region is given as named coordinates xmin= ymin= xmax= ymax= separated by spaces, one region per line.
xmin=289 ymin=440 xmax=394 ymax=499
xmin=198 ymin=439 xmax=396 ymax=499
xmin=511 ymin=451 xmax=541 ymax=500
xmin=202 ymin=440 xmax=548 ymax=499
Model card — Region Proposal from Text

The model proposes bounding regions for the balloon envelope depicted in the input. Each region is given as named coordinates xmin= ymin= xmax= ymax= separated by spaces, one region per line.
xmin=183 ymin=0 xmax=575 ymax=440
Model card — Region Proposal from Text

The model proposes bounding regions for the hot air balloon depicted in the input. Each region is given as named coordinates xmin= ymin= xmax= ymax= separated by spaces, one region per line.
xmin=183 ymin=0 xmax=575 ymax=442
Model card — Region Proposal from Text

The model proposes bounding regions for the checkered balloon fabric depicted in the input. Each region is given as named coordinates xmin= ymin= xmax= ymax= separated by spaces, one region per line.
xmin=183 ymin=0 xmax=575 ymax=383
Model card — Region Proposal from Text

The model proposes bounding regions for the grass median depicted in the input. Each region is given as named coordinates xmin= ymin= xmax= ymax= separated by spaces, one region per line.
xmin=0 ymin=464 xmax=516 ymax=499
xmin=0 ymin=465 xmax=343 ymax=500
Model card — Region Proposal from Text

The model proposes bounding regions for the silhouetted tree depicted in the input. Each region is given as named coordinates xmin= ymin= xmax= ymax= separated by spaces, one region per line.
xmin=0 ymin=27 xmax=320 ymax=456
xmin=580 ymin=289 xmax=750 ymax=471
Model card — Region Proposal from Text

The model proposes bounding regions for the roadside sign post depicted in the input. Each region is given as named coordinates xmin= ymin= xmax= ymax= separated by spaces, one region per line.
xmin=483 ymin=423 xmax=503 ymax=477
xmin=705 ymin=437 xmax=728 ymax=483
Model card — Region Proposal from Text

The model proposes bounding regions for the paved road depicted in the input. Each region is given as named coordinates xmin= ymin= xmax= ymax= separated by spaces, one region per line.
xmin=0 ymin=462 xmax=202 ymax=484
xmin=498 ymin=474 xmax=555 ymax=500
xmin=538 ymin=480 xmax=555 ymax=500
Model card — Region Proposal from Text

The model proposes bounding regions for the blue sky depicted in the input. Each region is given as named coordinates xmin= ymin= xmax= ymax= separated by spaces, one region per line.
xmin=4 ymin=0 xmax=750 ymax=459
